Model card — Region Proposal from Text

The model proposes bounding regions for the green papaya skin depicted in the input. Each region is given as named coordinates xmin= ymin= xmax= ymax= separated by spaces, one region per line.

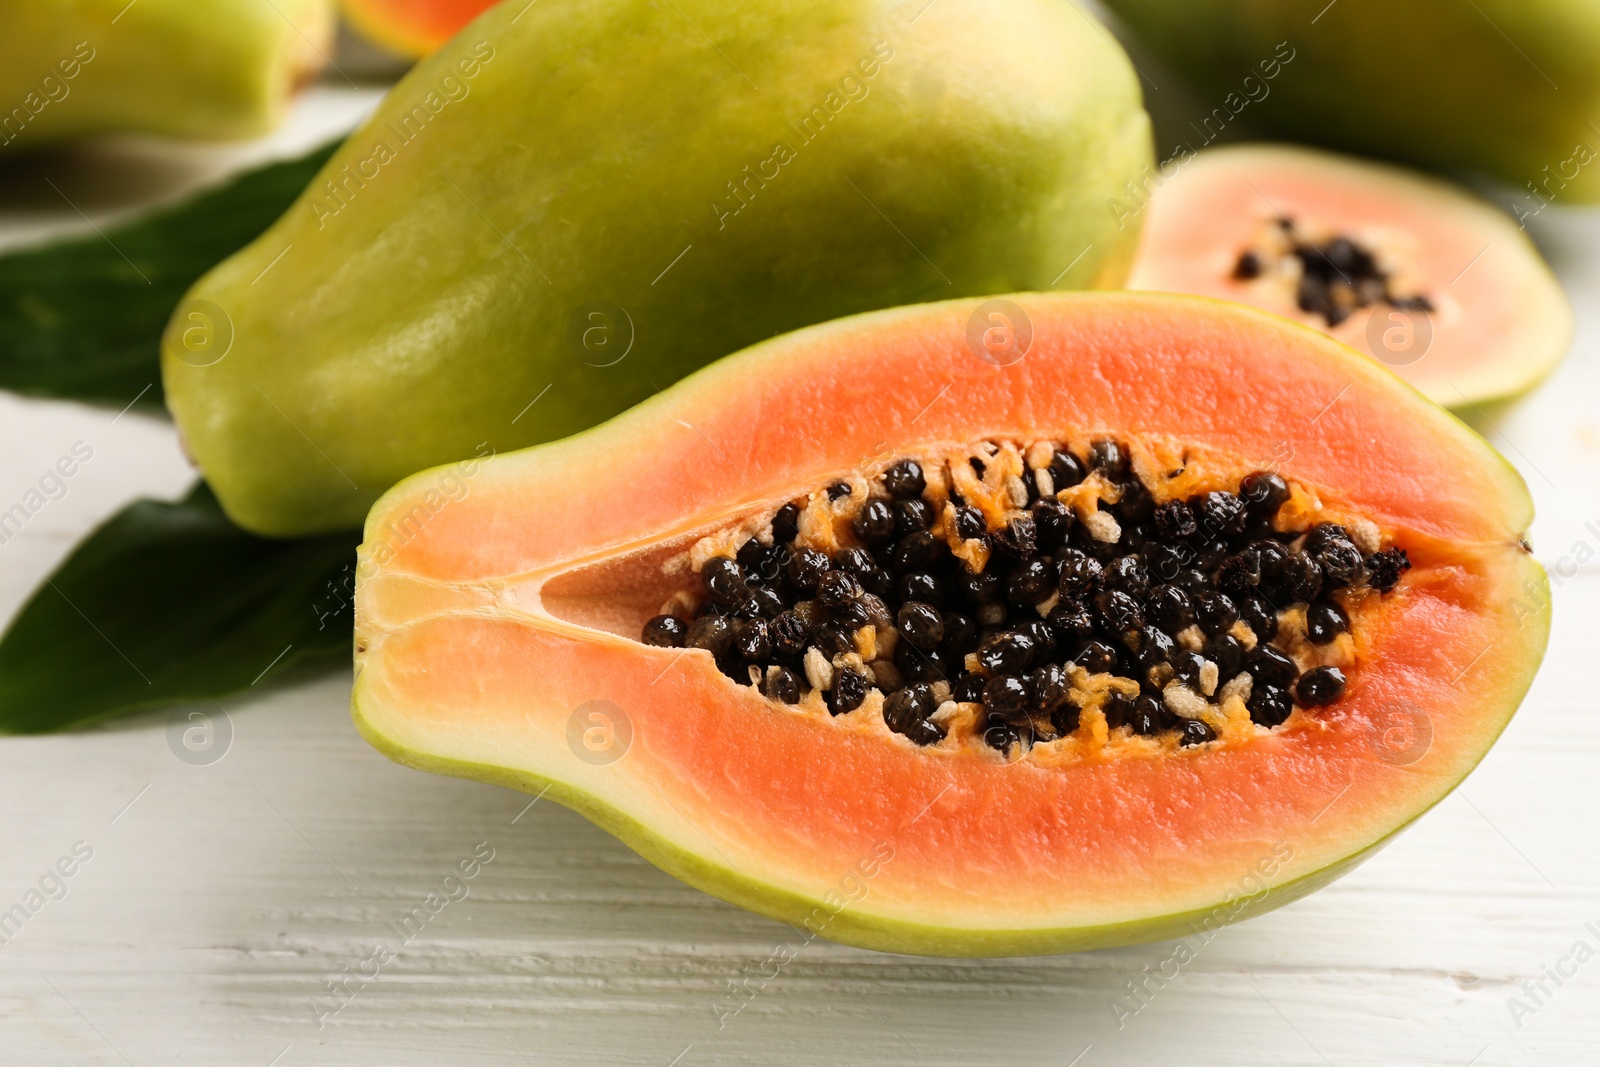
xmin=0 ymin=0 xmax=332 ymax=150
xmin=161 ymin=0 xmax=1154 ymax=537
xmin=1101 ymin=0 xmax=1600 ymax=203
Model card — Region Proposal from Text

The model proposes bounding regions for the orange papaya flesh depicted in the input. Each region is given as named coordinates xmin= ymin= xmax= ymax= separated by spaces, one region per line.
xmin=1129 ymin=144 xmax=1573 ymax=410
xmin=339 ymin=0 xmax=496 ymax=56
xmin=353 ymin=292 xmax=1548 ymax=956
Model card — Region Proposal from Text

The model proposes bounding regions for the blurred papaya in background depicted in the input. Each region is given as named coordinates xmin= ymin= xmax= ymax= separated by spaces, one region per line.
xmin=340 ymin=0 xmax=497 ymax=57
xmin=0 ymin=0 xmax=334 ymax=152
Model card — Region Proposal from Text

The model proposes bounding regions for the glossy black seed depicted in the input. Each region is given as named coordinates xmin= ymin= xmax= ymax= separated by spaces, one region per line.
xmin=769 ymin=611 xmax=809 ymax=657
xmin=827 ymin=668 xmax=868 ymax=714
xmin=1049 ymin=448 xmax=1086 ymax=489
xmin=1031 ymin=499 xmax=1074 ymax=550
xmin=1073 ymin=640 xmax=1117 ymax=674
xmin=1017 ymin=618 xmax=1059 ymax=660
xmin=1305 ymin=600 xmax=1350 ymax=644
xmin=1236 ymin=594 xmax=1279 ymax=642
xmin=1194 ymin=491 xmax=1247 ymax=538
xmin=1047 ymin=599 xmax=1095 ymax=644
xmin=1130 ymin=694 xmax=1165 ymax=735
xmin=894 ymin=641 xmax=951 ymax=683
xmin=852 ymin=499 xmax=896 ymax=545
xmin=1051 ymin=697 xmax=1081 ymax=736
xmin=786 ymin=548 xmax=829 ymax=592
xmin=1153 ymin=500 xmax=1198 ymax=540
xmin=817 ymin=569 xmax=863 ymax=606
xmin=982 ymin=675 xmax=1030 ymax=720
xmin=938 ymin=610 xmax=975 ymax=649
xmin=1233 ymin=250 xmax=1262 ymax=279
xmin=897 ymin=601 xmax=945 ymax=649
xmin=717 ymin=655 xmax=749 ymax=683
xmin=1192 ymin=538 xmax=1232 ymax=572
xmin=1103 ymin=554 xmax=1150 ymax=598
xmin=1121 ymin=520 xmax=1155 ymax=549
xmin=1133 ymin=625 xmax=1175 ymax=672
xmin=1058 ymin=552 xmax=1104 ymax=599
xmin=1093 ymin=589 xmax=1145 ymax=635
xmin=770 ymin=503 xmax=801 ymax=544
xmin=1246 ymin=645 xmax=1298 ymax=689
xmin=893 ymin=497 xmax=934 ymax=538
xmin=1239 ymin=471 xmax=1290 ymax=518
xmin=953 ymin=505 xmax=986 ymax=541
xmin=792 ymin=599 xmax=829 ymax=630
xmin=978 ymin=630 xmax=1035 ymax=676
xmin=1193 ymin=591 xmax=1238 ymax=636
xmin=1296 ymin=666 xmax=1346 ymax=706
xmin=1114 ymin=480 xmax=1156 ymax=524
xmin=1171 ymin=649 xmax=1206 ymax=688
xmin=1179 ymin=719 xmax=1216 ymax=747
xmin=1148 ymin=584 xmax=1193 ymax=633
xmin=833 ymin=547 xmax=874 ymax=577
xmin=1143 ymin=542 xmax=1188 ymax=583
xmin=951 ymin=673 xmax=986 ymax=704
xmin=1366 ymin=547 xmax=1411 ymax=591
xmin=901 ymin=715 xmax=944 ymax=746
xmin=1207 ymin=634 xmax=1245 ymax=681
xmin=641 ymin=615 xmax=689 ymax=648
xmin=1316 ymin=540 xmax=1365 ymax=589
xmin=1008 ymin=558 xmax=1058 ymax=605
xmin=811 ymin=627 xmax=855 ymax=657
xmin=1027 ymin=663 xmax=1071 ymax=715
xmin=1172 ymin=566 xmax=1211 ymax=593
xmin=992 ymin=514 xmax=1038 ymax=560
xmin=1102 ymin=691 xmax=1132 ymax=730
xmin=731 ymin=618 xmax=771 ymax=660
xmin=764 ymin=667 xmax=802 ymax=704
xmin=1282 ymin=552 xmax=1323 ymax=602
xmin=858 ymin=594 xmax=893 ymax=629
xmin=883 ymin=682 xmax=936 ymax=731
xmin=889 ymin=531 xmax=942 ymax=573
xmin=834 ymin=597 xmax=872 ymax=632
xmin=961 ymin=569 xmax=1004 ymax=604
xmin=704 ymin=557 xmax=749 ymax=606
xmin=1247 ymin=539 xmax=1289 ymax=584
xmin=1247 ymin=684 xmax=1293 ymax=727
xmin=736 ymin=538 xmax=775 ymax=581
xmin=740 ymin=586 xmax=786 ymax=620
xmin=1090 ymin=439 xmax=1129 ymax=479
xmin=882 ymin=459 xmax=926 ymax=499
xmin=1303 ymin=523 xmax=1352 ymax=556
xmin=687 ymin=615 xmax=734 ymax=657
xmin=897 ymin=570 xmax=943 ymax=606
xmin=860 ymin=566 xmax=895 ymax=600
xmin=982 ymin=717 xmax=1022 ymax=754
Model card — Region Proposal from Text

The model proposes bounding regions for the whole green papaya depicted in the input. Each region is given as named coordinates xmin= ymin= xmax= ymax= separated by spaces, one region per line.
xmin=0 ymin=0 xmax=332 ymax=151
xmin=1102 ymin=0 xmax=1600 ymax=202
xmin=161 ymin=0 xmax=1153 ymax=536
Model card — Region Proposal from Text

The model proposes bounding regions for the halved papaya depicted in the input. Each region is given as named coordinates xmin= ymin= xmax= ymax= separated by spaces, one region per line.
xmin=340 ymin=0 xmax=496 ymax=56
xmin=1128 ymin=144 xmax=1573 ymax=409
xmin=352 ymin=292 xmax=1548 ymax=956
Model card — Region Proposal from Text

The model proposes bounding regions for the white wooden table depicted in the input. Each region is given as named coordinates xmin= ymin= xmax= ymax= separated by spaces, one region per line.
xmin=1 ymin=84 xmax=1596 ymax=1067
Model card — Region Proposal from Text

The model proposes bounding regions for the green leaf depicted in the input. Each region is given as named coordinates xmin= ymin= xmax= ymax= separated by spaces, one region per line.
xmin=0 ymin=482 xmax=358 ymax=733
xmin=0 ymin=141 xmax=339 ymax=410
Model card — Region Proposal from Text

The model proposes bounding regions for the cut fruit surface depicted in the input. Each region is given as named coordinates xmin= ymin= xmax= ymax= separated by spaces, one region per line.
xmin=1129 ymin=144 xmax=1573 ymax=409
xmin=353 ymin=292 xmax=1548 ymax=956
xmin=340 ymin=0 xmax=495 ymax=56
